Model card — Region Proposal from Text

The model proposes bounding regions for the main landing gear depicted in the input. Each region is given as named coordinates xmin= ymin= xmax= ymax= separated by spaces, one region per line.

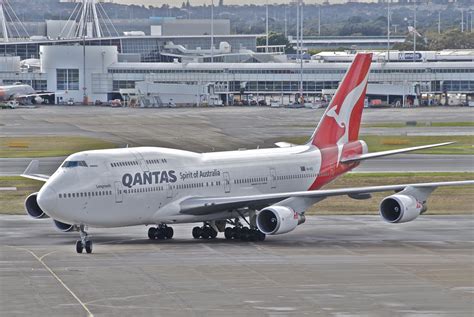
xmin=192 ymin=218 xmax=266 ymax=242
xmin=148 ymin=224 xmax=174 ymax=240
xmin=224 ymin=226 xmax=265 ymax=242
xmin=192 ymin=224 xmax=218 ymax=239
xmin=76 ymin=225 xmax=92 ymax=254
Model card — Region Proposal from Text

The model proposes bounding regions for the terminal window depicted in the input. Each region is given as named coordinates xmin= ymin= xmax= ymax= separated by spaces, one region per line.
xmin=57 ymin=69 xmax=79 ymax=91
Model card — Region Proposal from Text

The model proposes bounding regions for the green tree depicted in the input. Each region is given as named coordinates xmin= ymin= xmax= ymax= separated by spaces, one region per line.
xmin=394 ymin=29 xmax=474 ymax=51
xmin=257 ymin=32 xmax=295 ymax=53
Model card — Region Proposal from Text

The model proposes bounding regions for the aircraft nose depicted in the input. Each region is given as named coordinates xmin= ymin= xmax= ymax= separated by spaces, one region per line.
xmin=37 ymin=185 xmax=58 ymax=216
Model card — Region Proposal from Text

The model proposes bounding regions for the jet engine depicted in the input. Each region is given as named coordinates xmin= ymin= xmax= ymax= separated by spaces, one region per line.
xmin=25 ymin=192 xmax=49 ymax=219
xmin=256 ymin=206 xmax=305 ymax=235
xmin=34 ymin=96 xmax=44 ymax=104
xmin=53 ymin=219 xmax=75 ymax=232
xmin=380 ymin=194 xmax=426 ymax=223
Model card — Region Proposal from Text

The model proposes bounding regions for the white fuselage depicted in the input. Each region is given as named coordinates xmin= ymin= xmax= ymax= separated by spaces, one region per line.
xmin=0 ymin=84 xmax=36 ymax=101
xmin=38 ymin=146 xmax=328 ymax=227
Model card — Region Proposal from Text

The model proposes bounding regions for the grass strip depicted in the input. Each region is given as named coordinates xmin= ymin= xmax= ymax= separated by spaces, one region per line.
xmin=0 ymin=136 xmax=117 ymax=158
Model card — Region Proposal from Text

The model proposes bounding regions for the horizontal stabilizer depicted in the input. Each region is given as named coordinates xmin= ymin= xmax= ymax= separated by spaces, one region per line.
xmin=275 ymin=142 xmax=297 ymax=148
xmin=341 ymin=142 xmax=454 ymax=163
xmin=21 ymin=160 xmax=50 ymax=182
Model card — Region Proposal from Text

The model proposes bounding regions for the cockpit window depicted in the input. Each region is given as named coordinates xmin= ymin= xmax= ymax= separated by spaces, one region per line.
xmin=62 ymin=160 xmax=88 ymax=168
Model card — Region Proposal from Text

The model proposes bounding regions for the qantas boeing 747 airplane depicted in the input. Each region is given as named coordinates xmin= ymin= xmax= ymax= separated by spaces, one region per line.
xmin=21 ymin=53 xmax=473 ymax=254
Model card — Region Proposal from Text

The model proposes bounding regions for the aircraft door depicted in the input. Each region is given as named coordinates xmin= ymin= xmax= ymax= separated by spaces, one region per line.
xmin=223 ymin=172 xmax=231 ymax=193
xmin=167 ymin=184 xmax=174 ymax=198
xmin=114 ymin=181 xmax=123 ymax=203
xmin=131 ymin=150 xmax=149 ymax=172
xmin=269 ymin=168 xmax=277 ymax=189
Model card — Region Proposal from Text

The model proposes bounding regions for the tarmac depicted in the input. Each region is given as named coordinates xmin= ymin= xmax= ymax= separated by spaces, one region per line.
xmin=1 ymin=106 xmax=473 ymax=152
xmin=1 ymin=106 xmax=473 ymax=316
xmin=1 ymin=106 xmax=473 ymax=175
xmin=1 ymin=215 xmax=473 ymax=316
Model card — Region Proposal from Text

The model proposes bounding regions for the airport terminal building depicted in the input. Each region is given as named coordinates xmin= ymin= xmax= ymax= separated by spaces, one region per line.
xmin=0 ymin=39 xmax=473 ymax=106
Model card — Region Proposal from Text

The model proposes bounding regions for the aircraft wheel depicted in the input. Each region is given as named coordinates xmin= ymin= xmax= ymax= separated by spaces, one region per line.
xmin=85 ymin=240 xmax=93 ymax=254
xmin=201 ymin=228 xmax=210 ymax=239
xmin=257 ymin=231 xmax=266 ymax=241
xmin=156 ymin=229 xmax=165 ymax=240
xmin=76 ymin=240 xmax=83 ymax=254
xmin=148 ymin=227 xmax=157 ymax=240
xmin=224 ymin=227 xmax=233 ymax=240
xmin=231 ymin=227 xmax=241 ymax=240
xmin=192 ymin=227 xmax=201 ymax=239
xmin=165 ymin=227 xmax=174 ymax=239
xmin=208 ymin=227 xmax=217 ymax=239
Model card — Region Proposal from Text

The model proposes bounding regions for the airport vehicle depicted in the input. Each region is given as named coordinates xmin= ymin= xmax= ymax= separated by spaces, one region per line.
xmin=21 ymin=53 xmax=473 ymax=254
xmin=0 ymin=83 xmax=53 ymax=104
xmin=0 ymin=100 xmax=18 ymax=109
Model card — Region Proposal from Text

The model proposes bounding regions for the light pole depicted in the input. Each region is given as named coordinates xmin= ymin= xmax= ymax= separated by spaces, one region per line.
xmin=438 ymin=11 xmax=441 ymax=34
xmin=387 ymin=0 xmax=391 ymax=62
xmin=210 ymin=0 xmax=214 ymax=63
xmin=82 ymin=35 xmax=88 ymax=105
xmin=265 ymin=0 xmax=269 ymax=53
xmin=318 ymin=5 xmax=321 ymax=36
xmin=413 ymin=3 xmax=417 ymax=63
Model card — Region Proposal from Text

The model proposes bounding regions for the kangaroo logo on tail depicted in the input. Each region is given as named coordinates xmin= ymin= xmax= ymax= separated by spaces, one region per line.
xmin=310 ymin=53 xmax=372 ymax=161
xmin=326 ymin=73 xmax=369 ymax=163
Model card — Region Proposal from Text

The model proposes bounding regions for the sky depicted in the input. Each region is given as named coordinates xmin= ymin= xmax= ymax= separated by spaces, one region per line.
xmin=111 ymin=0 xmax=374 ymax=7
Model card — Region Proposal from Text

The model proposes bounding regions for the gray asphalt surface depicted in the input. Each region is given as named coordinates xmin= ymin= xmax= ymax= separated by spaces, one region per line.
xmin=1 ymin=106 xmax=473 ymax=152
xmin=1 ymin=215 xmax=473 ymax=316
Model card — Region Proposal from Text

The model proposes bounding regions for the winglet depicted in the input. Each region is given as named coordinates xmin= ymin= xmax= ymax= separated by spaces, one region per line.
xmin=21 ymin=160 xmax=50 ymax=182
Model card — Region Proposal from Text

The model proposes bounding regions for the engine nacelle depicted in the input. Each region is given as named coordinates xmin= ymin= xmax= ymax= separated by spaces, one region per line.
xmin=380 ymin=194 xmax=426 ymax=223
xmin=53 ymin=219 xmax=75 ymax=232
xmin=256 ymin=206 xmax=306 ymax=235
xmin=25 ymin=193 xmax=49 ymax=219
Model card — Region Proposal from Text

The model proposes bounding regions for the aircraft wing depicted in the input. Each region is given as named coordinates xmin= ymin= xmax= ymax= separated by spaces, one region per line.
xmin=15 ymin=92 xmax=57 ymax=99
xmin=341 ymin=142 xmax=454 ymax=163
xmin=21 ymin=160 xmax=50 ymax=182
xmin=179 ymin=180 xmax=474 ymax=215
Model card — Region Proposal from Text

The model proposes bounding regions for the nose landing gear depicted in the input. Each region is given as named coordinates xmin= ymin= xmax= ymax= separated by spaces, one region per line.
xmin=148 ymin=224 xmax=174 ymax=240
xmin=76 ymin=225 xmax=92 ymax=254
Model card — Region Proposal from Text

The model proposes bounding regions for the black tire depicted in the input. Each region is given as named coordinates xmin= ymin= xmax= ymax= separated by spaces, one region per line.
xmin=148 ymin=227 xmax=156 ymax=240
xmin=165 ymin=227 xmax=174 ymax=239
xmin=257 ymin=231 xmax=266 ymax=241
xmin=201 ymin=227 xmax=210 ymax=239
xmin=85 ymin=240 xmax=93 ymax=254
xmin=156 ymin=229 xmax=165 ymax=240
xmin=192 ymin=227 xmax=201 ymax=239
xmin=209 ymin=227 xmax=217 ymax=239
xmin=232 ymin=227 xmax=241 ymax=239
xmin=76 ymin=240 xmax=83 ymax=254
xmin=224 ymin=227 xmax=233 ymax=240
xmin=248 ymin=230 xmax=257 ymax=242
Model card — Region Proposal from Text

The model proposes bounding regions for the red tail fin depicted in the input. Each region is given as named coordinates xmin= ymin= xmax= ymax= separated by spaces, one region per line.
xmin=310 ymin=53 xmax=372 ymax=148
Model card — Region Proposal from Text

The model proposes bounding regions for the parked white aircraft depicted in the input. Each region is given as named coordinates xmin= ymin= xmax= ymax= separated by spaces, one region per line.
xmin=0 ymin=83 xmax=52 ymax=104
xmin=22 ymin=53 xmax=473 ymax=254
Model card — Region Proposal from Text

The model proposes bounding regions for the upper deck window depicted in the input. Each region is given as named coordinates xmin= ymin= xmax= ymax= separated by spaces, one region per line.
xmin=62 ymin=161 xmax=88 ymax=168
